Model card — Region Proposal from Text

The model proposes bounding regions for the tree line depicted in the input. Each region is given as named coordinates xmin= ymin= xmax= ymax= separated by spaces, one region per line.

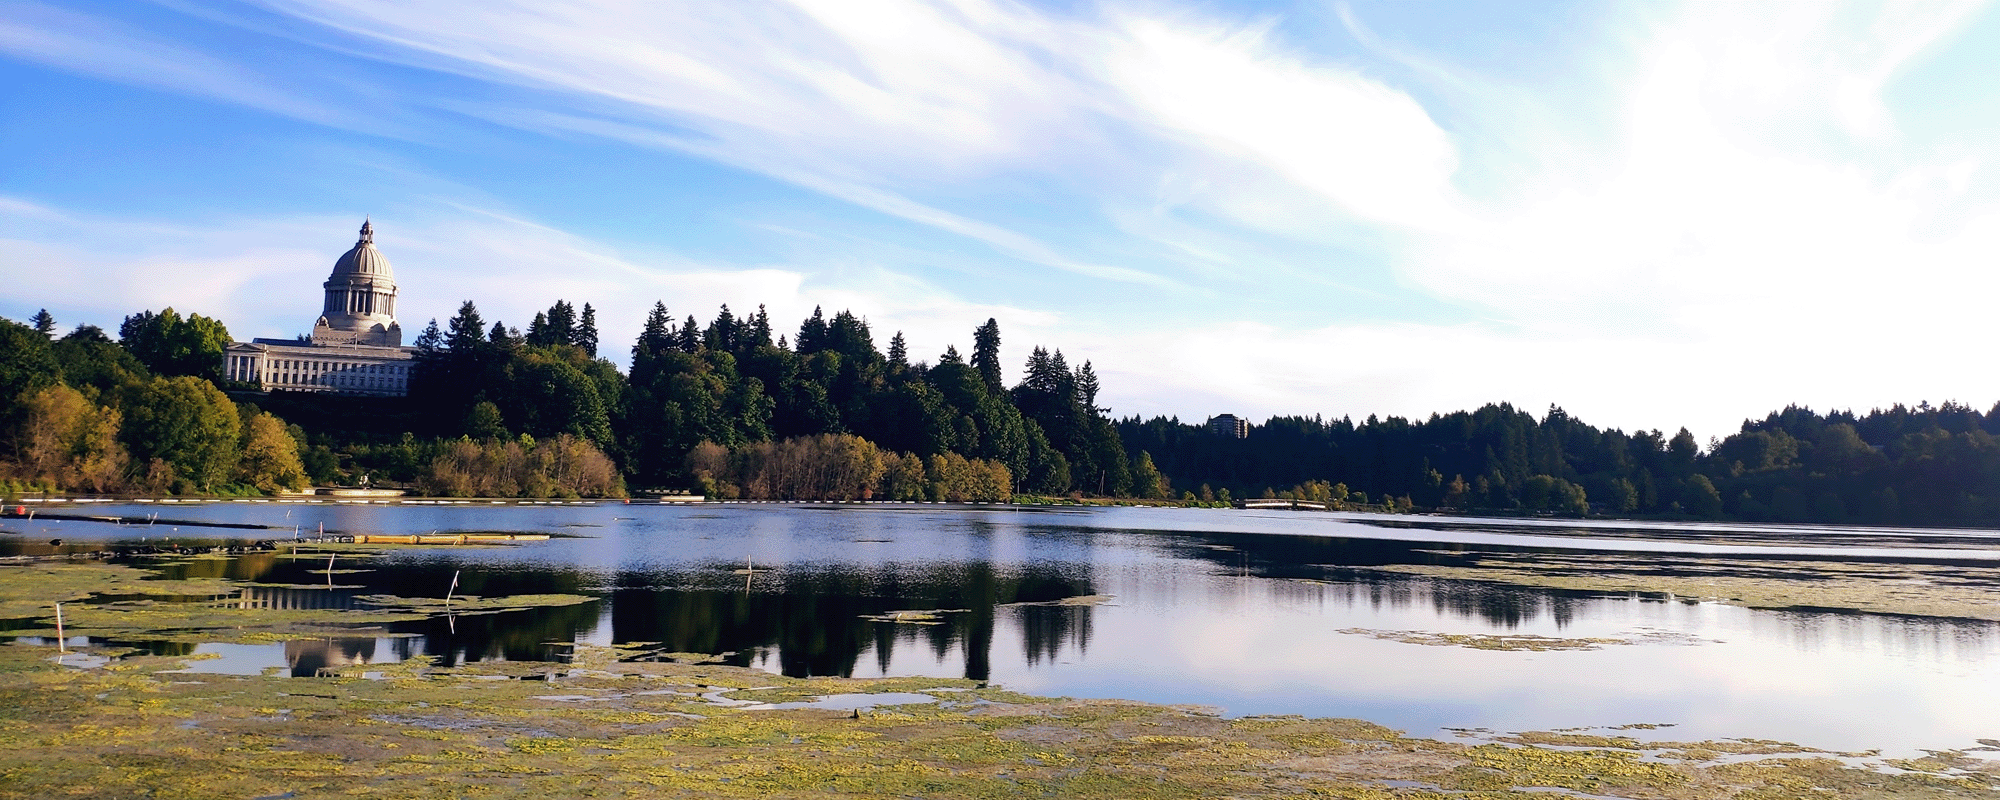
xmin=0 ymin=308 xmax=618 ymax=498
xmin=10 ymin=299 xmax=2000 ymax=526
xmin=401 ymin=299 xmax=1121 ymax=500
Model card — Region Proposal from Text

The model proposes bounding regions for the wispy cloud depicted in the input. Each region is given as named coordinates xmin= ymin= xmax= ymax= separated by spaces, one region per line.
xmin=10 ymin=0 xmax=2000 ymax=438
xmin=0 ymin=1 xmax=397 ymax=135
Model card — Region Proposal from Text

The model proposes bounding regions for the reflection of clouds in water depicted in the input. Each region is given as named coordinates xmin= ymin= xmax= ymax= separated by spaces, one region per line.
xmin=30 ymin=501 xmax=2000 ymax=755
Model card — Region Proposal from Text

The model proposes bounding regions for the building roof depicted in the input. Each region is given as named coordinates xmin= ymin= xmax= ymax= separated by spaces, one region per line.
xmin=329 ymin=219 xmax=394 ymax=280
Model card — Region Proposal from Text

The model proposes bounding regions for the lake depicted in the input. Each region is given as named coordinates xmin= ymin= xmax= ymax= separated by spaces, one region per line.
xmin=7 ymin=500 xmax=1998 ymax=756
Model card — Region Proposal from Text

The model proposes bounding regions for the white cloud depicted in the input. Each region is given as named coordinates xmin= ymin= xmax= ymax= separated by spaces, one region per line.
xmin=1103 ymin=14 xmax=1461 ymax=231
xmin=11 ymin=0 xmax=2000 ymax=440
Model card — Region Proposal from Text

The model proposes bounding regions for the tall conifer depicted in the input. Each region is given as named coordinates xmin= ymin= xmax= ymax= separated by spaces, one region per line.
xmin=972 ymin=318 xmax=1003 ymax=395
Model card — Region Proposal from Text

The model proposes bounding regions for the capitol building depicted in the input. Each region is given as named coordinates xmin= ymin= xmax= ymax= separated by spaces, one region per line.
xmin=224 ymin=220 xmax=416 ymax=396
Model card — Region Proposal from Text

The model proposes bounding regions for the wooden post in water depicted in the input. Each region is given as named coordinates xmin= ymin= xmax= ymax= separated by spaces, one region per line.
xmin=326 ymin=553 xmax=335 ymax=588
xmin=53 ymin=603 xmax=65 ymax=654
xmin=445 ymin=570 xmax=460 ymax=606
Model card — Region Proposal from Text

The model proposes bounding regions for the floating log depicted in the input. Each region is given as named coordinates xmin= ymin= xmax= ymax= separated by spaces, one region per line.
xmin=343 ymin=533 xmax=551 ymax=545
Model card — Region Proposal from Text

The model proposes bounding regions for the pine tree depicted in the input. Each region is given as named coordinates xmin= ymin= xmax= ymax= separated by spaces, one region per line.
xmin=706 ymin=305 xmax=737 ymax=353
xmin=887 ymin=331 xmax=909 ymax=370
xmin=30 ymin=309 xmax=55 ymax=338
xmin=797 ymin=307 xmax=828 ymax=353
xmin=546 ymin=300 xmax=576 ymax=344
xmin=414 ymin=319 xmax=444 ymax=354
xmin=575 ymin=303 xmax=599 ymax=357
xmin=525 ymin=311 xmax=551 ymax=346
xmin=445 ymin=301 xmax=486 ymax=352
xmin=678 ymin=315 xmax=701 ymax=353
xmin=488 ymin=321 xmax=514 ymax=347
xmin=748 ymin=305 xmax=773 ymax=348
xmin=1077 ymin=360 xmax=1101 ymax=412
xmin=635 ymin=302 xmax=673 ymax=360
xmin=972 ymin=318 xmax=1003 ymax=395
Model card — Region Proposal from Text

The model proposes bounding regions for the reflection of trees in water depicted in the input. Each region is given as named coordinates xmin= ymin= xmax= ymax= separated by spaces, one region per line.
xmin=608 ymin=562 xmax=1097 ymax=680
xmin=410 ymin=600 xmax=603 ymax=667
xmin=372 ymin=562 xmax=604 ymax=667
xmin=1162 ymin=530 xmax=1599 ymax=629
xmin=146 ymin=554 xmax=608 ymax=670
xmin=1018 ymin=605 xmax=1090 ymax=666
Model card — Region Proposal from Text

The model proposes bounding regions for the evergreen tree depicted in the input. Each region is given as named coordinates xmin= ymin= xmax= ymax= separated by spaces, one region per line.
xmin=797 ymin=307 xmax=828 ymax=354
xmin=887 ymin=332 xmax=909 ymax=372
xmin=525 ymin=311 xmax=551 ymax=346
xmin=748 ymin=305 xmax=773 ymax=348
xmin=488 ymin=321 xmax=514 ymax=347
xmin=972 ymin=318 xmax=1003 ymax=395
xmin=546 ymin=300 xmax=577 ymax=344
xmin=30 ymin=309 xmax=55 ymax=338
xmin=444 ymin=302 xmax=486 ymax=353
xmin=575 ymin=303 xmax=599 ymax=357
xmin=706 ymin=305 xmax=738 ymax=353
xmin=1078 ymin=360 xmax=1101 ymax=412
xmin=414 ymin=319 xmax=443 ymax=354
xmin=634 ymin=303 xmax=675 ymax=365
xmin=679 ymin=314 xmax=702 ymax=353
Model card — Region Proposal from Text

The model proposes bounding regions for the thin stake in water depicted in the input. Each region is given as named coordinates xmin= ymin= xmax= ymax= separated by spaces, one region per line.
xmin=445 ymin=569 xmax=460 ymax=605
xmin=53 ymin=603 xmax=65 ymax=654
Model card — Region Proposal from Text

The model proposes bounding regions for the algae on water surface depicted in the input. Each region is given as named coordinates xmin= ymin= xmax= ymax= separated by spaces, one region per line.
xmin=0 ymin=640 xmax=1995 ymax=799
xmin=1367 ymin=551 xmax=2000 ymax=621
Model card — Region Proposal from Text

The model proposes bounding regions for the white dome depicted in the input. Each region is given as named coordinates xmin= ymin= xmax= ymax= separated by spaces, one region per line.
xmin=330 ymin=219 xmax=394 ymax=279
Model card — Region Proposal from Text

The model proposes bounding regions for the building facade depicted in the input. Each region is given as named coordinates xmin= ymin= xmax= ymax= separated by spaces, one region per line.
xmin=1206 ymin=414 xmax=1249 ymax=439
xmin=224 ymin=220 xmax=416 ymax=396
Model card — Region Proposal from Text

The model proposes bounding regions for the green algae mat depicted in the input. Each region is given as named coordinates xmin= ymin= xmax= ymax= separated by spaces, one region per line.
xmin=3 ymin=641 xmax=1998 ymax=799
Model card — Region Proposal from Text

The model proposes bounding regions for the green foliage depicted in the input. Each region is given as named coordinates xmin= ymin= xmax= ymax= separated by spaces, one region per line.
xmin=1130 ymin=451 xmax=1168 ymax=499
xmin=50 ymin=324 xmax=148 ymax=391
xmin=119 ymin=375 xmax=241 ymax=491
xmin=0 ymin=316 xmax=59 ymax=428
xmin=235 ymin=412 xmax=309 ymax=493
xmin=117 ymin=307 xmax=230 ymax=382
xmin=464 ymin=400 xmax=509 ymax=440
xmin=15 ymin=384 xmax=129 ymax=493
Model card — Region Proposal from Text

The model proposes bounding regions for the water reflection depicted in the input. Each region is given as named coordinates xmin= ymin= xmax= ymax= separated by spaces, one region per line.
xmin=607 ymin=563 xmax=1097 ymax=679
xmin=12 ymin=503 xmax=2000 ymax=752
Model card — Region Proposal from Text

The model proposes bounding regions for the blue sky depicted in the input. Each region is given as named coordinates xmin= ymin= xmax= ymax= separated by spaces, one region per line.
xmin=6 ymin=0 xmax=2000 ymax=440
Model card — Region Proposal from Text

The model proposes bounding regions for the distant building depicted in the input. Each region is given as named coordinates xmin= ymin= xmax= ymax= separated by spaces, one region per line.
xmin=224 ymin=220 xmax=416 ymax=396
xmin=1207 ymin=414 xmax=1249 ymax=439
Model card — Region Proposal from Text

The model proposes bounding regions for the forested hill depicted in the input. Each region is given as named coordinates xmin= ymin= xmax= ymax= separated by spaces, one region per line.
xmin=1123 ymin=401 xmax=2000 ymax=526
xmin=7 ymin=300 xmax=2000 ymax=527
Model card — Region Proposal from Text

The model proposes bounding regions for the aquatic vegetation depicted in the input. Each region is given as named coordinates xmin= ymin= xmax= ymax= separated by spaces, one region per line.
xmin=1339 ymin=628 xmax=1627 ymax=651
xmin=1368 ymin=552 xmax=2000 ymax=621
xmin=857 ymin=609 xmax=968 ymax=625
xmin=0 ymin=562 xmax=593 ymax=645
xmin=1001 ymin=594 xmax=1116 ymax=607
xmin=1338 ymin=627 xmax=1716 ymax=652
xmin=0 ymin=637 xmax=1994 ymax=799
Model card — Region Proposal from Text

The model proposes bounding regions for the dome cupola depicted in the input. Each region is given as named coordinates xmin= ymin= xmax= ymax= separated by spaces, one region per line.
xmin=312 ymin=218 xmax=403 ymax=347
xmin=330 ymin=219 xmax=395 ymax=279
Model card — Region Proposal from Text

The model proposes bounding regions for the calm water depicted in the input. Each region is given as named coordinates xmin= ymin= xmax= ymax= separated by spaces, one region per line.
xmin=7 ymin=500 xmax=1999 ymax=755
